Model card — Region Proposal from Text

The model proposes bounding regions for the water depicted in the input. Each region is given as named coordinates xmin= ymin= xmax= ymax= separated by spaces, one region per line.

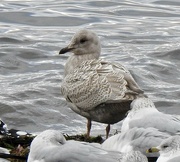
xmin=0 ymin=0 xmax=180 ymax=136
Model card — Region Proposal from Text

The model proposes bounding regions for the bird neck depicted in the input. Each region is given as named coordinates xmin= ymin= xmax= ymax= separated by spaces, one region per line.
xmin=64 ymin=53 xmax=100 ymax=75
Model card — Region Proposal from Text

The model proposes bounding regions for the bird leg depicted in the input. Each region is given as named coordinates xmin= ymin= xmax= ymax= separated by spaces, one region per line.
xmin=106 ymin=124 xmax=110 ymax=139
xmin=87 ymin=118 xmax=91 ymax=138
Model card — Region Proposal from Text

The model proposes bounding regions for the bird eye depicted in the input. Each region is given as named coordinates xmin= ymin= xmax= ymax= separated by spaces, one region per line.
xmin=80 ymin=38 xmax=87 ymax=44
xmin=163 ymin=145 xmax=168 ymax=149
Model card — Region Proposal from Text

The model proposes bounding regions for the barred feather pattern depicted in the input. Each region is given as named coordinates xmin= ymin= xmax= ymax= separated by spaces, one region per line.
xmin=61 ymin=59 xmax=140 ymax=111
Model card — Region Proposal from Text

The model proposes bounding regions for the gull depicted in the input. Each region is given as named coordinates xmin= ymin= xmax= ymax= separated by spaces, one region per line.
xmin=121 ymin=97 xmax=180 ymax=135
xmin=102 ymin=127 xmax=170 ymax=157
xmin=27 ymin=129 xmax=149 ymax=162
xmin=27 ymin=129 xmax=123 ymax=162
xmin=59 ymin=29 xmax=145 ymax=138
xmin=147 ymin=135 xmax=180 ymax=162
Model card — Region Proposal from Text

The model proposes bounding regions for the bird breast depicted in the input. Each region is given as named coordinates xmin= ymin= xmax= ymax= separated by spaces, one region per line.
xmin=61 ymin=59 xmax=129 ymax=111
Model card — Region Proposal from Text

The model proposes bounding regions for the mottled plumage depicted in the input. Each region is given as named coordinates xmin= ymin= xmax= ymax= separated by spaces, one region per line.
xmin=59 ymin=29 xmax=144 ymax=137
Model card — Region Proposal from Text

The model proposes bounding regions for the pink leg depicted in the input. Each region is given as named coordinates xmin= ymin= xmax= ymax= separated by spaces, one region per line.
xmin=106 ymin=124 xmax=110 ymax=139
xmin=87 ymin=118 xmax=91 ymax=138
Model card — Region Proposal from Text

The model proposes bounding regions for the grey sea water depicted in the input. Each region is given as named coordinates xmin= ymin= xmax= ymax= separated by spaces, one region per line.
xmin=0 ymin=0 xmax=180 ymax=136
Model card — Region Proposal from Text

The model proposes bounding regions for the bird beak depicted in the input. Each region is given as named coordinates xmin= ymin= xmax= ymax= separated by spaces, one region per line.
xmin=59 ymin=43 xmax=75 ymax=54
xmin=59 ymin=45 xmax=74 ymax=54
xmin=146 ymin=147 xmax=160 ymax=153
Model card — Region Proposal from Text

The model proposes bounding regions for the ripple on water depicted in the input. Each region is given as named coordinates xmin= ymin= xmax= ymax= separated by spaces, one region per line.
xmin=0 ymin=0 xmax=180 ymax=135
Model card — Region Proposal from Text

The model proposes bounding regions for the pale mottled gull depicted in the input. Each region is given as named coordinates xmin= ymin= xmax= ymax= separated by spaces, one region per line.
xmin=27 ymin=129 xmax=123 ymax=162
xmin=59 ymin=29 xmax=145 ymax=138
xmin=102 ymin=127 xmax=170 ymax=157
xmin=121 ymin=97 xmax=180 ymax=135
xmin=147 ymin=135 xmax=180 ymax=162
